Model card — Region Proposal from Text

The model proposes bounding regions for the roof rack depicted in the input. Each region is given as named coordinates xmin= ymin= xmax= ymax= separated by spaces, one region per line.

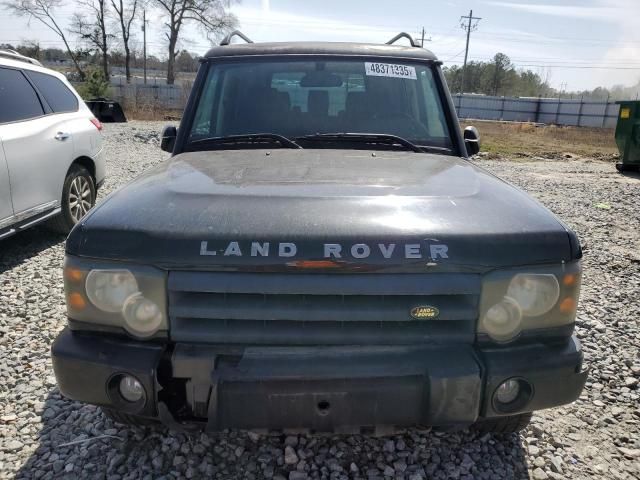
xmin=0 ymin=49 xmax=43 ymax=66
xmin=385 ymin=32 xmax=421 ymax=48
xmin=219 ymin=30 xmax=254 ymax=46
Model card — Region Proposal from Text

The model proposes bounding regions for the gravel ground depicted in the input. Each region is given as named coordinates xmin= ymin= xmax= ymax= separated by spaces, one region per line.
xmin=1 ymin=121 xmax=639 ymax=480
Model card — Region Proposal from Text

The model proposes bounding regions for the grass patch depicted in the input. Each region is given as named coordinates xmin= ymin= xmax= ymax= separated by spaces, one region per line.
xmin=463 ymin=120 xmax=618 ymax=160
xmin=118 ymin=111 xmax=618 ymax=160
xmin=123 ymin=105 xmax=182 ymax=121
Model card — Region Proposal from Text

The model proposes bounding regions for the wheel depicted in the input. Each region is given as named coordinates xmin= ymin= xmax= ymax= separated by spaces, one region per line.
xmin=102 ymin=408 xmax=159 ymax=427
xmin=473 ymin=412 xmax=532 ymax=434
xmin=48 ymin=164 xmax=96 ymax=234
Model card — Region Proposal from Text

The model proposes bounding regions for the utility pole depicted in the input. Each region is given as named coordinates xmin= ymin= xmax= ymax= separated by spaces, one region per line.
xmin=418 ymin=27 xmax=431 ymax=47
xmin=460 ymin=9 xmax=481 ymax=94
xmin=142 ymin=9 xmax=147 ymax=84
xmin=559 ymin=82 xmax=567 ymax=98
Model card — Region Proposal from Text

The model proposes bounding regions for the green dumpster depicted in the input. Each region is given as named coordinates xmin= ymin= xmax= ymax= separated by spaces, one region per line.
xmin=615 ymin=101 xmax=640 ymax=172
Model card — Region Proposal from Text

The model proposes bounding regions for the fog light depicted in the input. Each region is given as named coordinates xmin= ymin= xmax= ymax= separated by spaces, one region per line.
xmin=119 ymin=375 xmax=144 ymax=403
xmin=495 ymin=379 xmax=520 ymax=404
xmin=492 ymin=378 xmax=533 ymax=413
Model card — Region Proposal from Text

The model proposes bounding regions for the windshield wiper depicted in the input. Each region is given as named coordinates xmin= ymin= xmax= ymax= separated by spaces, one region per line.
xmin=415 ymin=144 xmax=452 ymax=154
xmin=189 ymin=133 xmax=302 ymax=149
xmin=295 ymin=133 xmax=425 ymax=153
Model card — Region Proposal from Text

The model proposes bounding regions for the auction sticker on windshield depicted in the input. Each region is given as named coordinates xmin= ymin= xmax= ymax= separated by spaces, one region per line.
xmin=365 ymin=62 xmax=417 ymax=80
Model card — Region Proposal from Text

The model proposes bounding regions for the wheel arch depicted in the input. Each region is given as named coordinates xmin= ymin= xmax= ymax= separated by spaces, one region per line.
xmin=69 ymin=156 xmax=96 ymax=183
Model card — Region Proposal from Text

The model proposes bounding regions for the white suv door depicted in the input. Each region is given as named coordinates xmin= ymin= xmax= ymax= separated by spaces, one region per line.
xmin=0 ymin=66 xmax=75 ymax=217
xmin=0 ymin=140 xmax=12 ymax=226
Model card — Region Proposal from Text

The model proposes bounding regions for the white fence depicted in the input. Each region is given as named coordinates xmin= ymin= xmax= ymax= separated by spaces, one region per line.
xmin=453 ymin=94 xmax=620 ymax=128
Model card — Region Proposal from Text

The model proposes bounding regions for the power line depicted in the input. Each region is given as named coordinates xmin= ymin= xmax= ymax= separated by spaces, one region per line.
xmin=455 ymin=56 xmax=640 ymax=67
xmin=442 ymin=57 xmax=640 ymax=70
xmin=443 ymin=47 xmax=468 ymax=62
xmin=512 ymin=64 xmax=640 ymax=70
xmin=2 ymin=10 xmax=639 ymax=47
xmin=470 ymin=30 xmax=640 ymax=47
xmin=460 ymin=9 xmax=481 ymax=94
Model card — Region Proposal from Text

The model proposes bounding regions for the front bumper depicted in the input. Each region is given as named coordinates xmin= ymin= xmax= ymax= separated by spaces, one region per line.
xmin=52 ymin=329 xmax=587 ymax=431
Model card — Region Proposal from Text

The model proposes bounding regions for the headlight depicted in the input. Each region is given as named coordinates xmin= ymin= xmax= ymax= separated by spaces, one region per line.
xmin=479 ymin=262 xmax=581 ymax=343
xmin=506 ymin=274 xmax=559 ymax=317
xmin=64 ymin=256 xmax=167 ymax=338
xmin=86 ymin=270 xmax=138 ymax=313
xmin=122 ymin=293 xmax=165 ymax=336
xmin=482 ymin=297 xmax=522 ymax=342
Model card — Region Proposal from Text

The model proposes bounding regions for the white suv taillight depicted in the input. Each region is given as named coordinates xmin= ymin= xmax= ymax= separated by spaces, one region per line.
xmin=90 ymin=118 xmax=103 ymax=131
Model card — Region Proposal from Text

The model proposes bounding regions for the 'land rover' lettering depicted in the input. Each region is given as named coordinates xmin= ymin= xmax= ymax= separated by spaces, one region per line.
xmin=200 ymin=241 xmax=216 ymax=256
xmin=200 ymin=241 xmax=449 ymax=260
xmin=251 ymin=242 xmax=270 ymax=257
xmin=224 ymin=241 xmax=242 ymax=256
xmin=378 ymin=243 xmax=396 ymax=258
xmin=351 ymin=244 xmax=370 ymax=258
xmin=430 ymin=244 xmax=449 ymax=259
xmin=324 ymin=244 xmax=342 ymax=258
xmin=405 ymin=244 xmax=422 ymax=259
xmin=279 ymin=242 xmax=297 ymax=257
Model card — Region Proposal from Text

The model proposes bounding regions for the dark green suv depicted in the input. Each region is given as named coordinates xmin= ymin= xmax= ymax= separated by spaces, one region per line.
xmin=52 ymin=32 xmax=587 ymax=434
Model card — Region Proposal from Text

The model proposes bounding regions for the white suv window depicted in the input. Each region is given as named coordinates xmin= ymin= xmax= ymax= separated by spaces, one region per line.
xmin=26 ymin=70 xmax=79 ymax=113
xmin=0 ymin=67 xmax=44 ymax=123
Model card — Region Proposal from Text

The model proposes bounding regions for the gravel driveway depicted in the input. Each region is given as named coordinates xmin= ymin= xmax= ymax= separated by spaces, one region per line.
xmin=1 ymin=122 xmax=639 ymax=480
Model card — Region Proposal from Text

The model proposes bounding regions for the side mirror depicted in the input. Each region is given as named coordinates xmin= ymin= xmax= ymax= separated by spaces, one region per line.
xmin=463 ymin=126 xmax=480 ymax=156
xmin=161 ymin=125 xmax=177 ymax=153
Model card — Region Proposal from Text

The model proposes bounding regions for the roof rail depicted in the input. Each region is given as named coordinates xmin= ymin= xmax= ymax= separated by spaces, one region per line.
xmin=219 ymin=30 xmax=254 ymax=46
xmin=0 ymin=49 xmax=43 ymax=66
xmin=385 ymin=32 xmax=421 ymax=48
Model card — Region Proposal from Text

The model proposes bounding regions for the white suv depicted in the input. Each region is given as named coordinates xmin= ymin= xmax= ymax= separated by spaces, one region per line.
xmin=0 ymin=50 xmax=105 ymax=239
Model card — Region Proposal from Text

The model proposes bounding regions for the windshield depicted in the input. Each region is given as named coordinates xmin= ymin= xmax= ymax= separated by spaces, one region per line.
xmin=188 ymin=59 xmax=453 ymax=151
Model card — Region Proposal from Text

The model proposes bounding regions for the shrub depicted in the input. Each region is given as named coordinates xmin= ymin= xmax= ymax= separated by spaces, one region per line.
xmin=77 ymin=69 xmax=110 ymax=99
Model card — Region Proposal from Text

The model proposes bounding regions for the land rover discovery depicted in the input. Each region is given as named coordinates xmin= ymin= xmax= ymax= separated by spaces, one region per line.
xmin=52 ymin=32 xmax=587 ymax=434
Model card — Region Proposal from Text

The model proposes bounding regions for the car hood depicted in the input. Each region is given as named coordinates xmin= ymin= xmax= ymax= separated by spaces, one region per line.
xmin=67 ymin=149 xmax=580 ymax=272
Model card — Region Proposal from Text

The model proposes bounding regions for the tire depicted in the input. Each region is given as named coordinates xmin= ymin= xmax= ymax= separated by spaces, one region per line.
xmin=48 ymin=164 xmax=96 ymax=234
xmin=473 ymin=412 xmax=532 ymax=434
xmin=102 ymin=408 xmax=159 ymax=428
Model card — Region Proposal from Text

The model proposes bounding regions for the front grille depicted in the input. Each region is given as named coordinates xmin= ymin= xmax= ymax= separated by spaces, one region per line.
xmin=168 ymin=272 xmax=481 ymax=345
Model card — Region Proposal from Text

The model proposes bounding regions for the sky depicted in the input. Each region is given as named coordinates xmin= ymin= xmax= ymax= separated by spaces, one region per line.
xmin=1 ymin=0 xmax=639 ymax=91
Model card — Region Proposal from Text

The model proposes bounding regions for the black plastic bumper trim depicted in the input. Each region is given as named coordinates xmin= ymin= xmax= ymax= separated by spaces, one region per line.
xmin=51 ymin=328 xmax=587 ymax=430
xmin=51 ymin=329 xmax=164 ymax=416
xmin=478 ymin=335 xmax=587 ymax=417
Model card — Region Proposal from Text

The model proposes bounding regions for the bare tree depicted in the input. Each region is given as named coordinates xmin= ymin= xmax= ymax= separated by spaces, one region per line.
xmin=4 ymin=0 xmax=85 ymax=79
xmin=20 ymin=39 xmax=41 ymax=58
xmin=110 ymin=0 xmax=138 ymax=83
xmin=69 ymin=0 xmax=111 ymax=80
xmin=152 ymin=0 xmax=235 ymax=84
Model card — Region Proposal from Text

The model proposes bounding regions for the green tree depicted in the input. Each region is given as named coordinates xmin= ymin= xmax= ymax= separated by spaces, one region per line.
xmin=78 ymin=69 xmax=111 ymax=99
xmin=443 ymin=53 xmax=551 ymax=97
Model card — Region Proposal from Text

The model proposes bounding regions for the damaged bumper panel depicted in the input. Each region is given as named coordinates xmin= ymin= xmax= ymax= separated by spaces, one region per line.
xmin=51 ymin=328 xmax=587 ymax=431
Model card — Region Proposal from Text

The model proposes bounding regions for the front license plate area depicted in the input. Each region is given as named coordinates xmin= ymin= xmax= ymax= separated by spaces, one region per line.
xmin=216 ymin=376 xmax=426 ymax=431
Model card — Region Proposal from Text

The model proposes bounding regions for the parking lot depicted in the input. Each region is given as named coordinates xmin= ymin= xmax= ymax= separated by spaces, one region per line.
xmin=1 ymin=122 xmax=639 ymax=480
